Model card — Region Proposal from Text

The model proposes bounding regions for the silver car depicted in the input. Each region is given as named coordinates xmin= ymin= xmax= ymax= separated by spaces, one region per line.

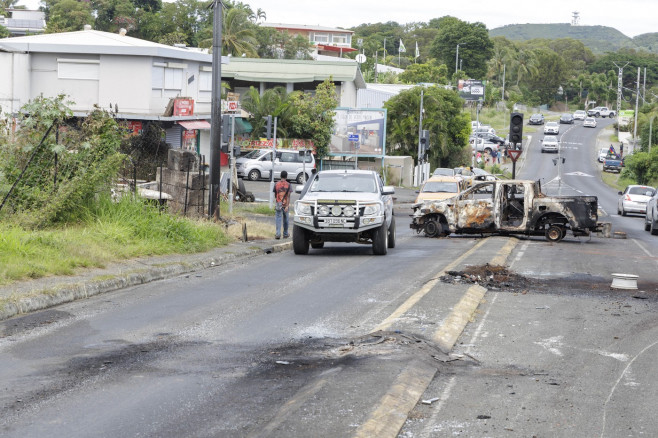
xmin=645 ymin=189 xmax=658 ymax=235
xmin=617 ymin=185 xmax=655 ymax=216
xmin=236 ymin=148 xmax=315 ymax=184
xmin=541 ymin=135 xmax=559 ymax=153
xmin=543 ymin=122 xmax=560 ymax=135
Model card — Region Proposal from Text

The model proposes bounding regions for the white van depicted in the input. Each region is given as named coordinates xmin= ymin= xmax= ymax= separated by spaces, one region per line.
xmin=236 ymin=149 xmax=315 ymax=184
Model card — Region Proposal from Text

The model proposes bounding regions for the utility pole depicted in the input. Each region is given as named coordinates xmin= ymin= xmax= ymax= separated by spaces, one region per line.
xmin=633 ymin=66 xmax=640 ymax=154
xmin=612 ymin=61 xmax=628 ymax=143
xmin=208 ymin=0 xmax=223 ymax=220
xmin=455 ymin=44 xmax=460 ymax=74
xmin=501 ymin=64 xmax=506 ymax=101
xmin=643 ymin=67 xmax=647 ymax=105
xmin=417 ymin=89 xmax=424 ymax=185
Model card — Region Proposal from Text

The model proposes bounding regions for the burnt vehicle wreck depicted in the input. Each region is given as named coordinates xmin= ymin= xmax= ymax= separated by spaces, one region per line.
xmin=410 ymin=180 xmax=602 ymax=242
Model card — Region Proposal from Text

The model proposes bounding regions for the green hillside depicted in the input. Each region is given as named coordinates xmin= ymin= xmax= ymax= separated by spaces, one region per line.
xmin=489 ymin=23 xmax=646 ymax=54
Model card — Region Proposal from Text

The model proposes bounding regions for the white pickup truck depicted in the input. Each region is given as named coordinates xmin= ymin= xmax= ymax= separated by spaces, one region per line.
xmin=587 ymin=106 xmax=616 ymax=118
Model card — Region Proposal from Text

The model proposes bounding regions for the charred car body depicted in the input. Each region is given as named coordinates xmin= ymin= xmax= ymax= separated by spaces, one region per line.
xmin=410 ymin=180 xmax=601 ymax=242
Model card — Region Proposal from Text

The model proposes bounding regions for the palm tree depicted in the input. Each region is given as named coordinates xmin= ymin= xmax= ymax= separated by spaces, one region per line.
xmin=241 ymin=87 xmax=294 ymax=140
xmin=222 ymin=6 xmax=258 ymax=57
xmin=514 ymin=49 xmax=538 ymax=86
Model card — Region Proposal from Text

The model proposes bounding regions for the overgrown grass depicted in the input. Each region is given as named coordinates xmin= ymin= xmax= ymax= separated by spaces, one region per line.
xmin=600 ymin=171 xmax=635 ymax=192
xmin=0 ymin=195 xmax=232 ymax=285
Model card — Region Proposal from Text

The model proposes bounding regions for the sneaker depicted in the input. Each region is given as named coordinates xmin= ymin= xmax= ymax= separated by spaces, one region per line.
xmin=283 ymin=234 xmax=289 ymax=238
xmin=275 ymin=235 xmax=281 ymax=240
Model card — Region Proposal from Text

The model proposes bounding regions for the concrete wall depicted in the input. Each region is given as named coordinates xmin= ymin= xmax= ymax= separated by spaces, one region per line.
xmin=99 ymin=55 xmax=151 ymax=114
xmin=0 ymin=52 xmax=30 ymax=117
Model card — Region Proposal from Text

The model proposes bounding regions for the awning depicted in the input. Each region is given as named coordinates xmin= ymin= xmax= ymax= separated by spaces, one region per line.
xmin=317 ymin=44 xmax=357 ymax=53
xmin=178 ymin=120 xmax=211 ymax=130
xmin=234 ymin=117 xmax=252 ymax=134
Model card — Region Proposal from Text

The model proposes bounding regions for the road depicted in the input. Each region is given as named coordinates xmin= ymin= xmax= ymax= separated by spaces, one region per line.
xmin=1 ymin=118 xmax=657 ymax=437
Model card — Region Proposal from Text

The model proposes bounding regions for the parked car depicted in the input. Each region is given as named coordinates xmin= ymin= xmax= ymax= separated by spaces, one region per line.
xmin=528 ymin=114 xmax=545 ymax=125
xmin=432 ymin=167 xmax=455 ymax=177
xmin=236 ymin=148 xmax=315 ymax=183
xmin=543 ymin=122 xmax=560 ymax=134
xmin=415 ymin=176 xmax=466 ymax=204
xmin=583 ymin=117 xmax=597 ymax=128
xmin=573 ymin=110 xmax=587 ymax=120
xmin=644 ymin=189 xmax=658 ymax=235
xmin=471 ymin=131 xmax=506 ymax=145
xmin=469 ymin=137 xmax=499 ymax=154
xmin=473 ymin=125 xmax=496 ymax=135
xmin=597 ymin=148 xmax=608 ymax=163
xmin=559 ymin=113 xmax=575 ymax=124
xmin=292 ymin=170 xmax=395 ymax=255
xmin=618 ymin=185 xmax=655 ymax=216
xmin=603 ymin=156 xmax=623 ymax=173
xmin=541 ymin=135 xmax=560 ymax=153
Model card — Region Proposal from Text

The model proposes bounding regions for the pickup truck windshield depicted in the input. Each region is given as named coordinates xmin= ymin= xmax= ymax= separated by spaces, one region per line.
xmin=423 ymin=182 xmax=459 ymax=193
xmin=310 ymin=174 xmax=378 ymax=193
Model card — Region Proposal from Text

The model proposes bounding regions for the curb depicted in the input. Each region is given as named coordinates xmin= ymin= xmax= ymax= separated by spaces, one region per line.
xmin=0 ymin=240 xmax=293 ymax=322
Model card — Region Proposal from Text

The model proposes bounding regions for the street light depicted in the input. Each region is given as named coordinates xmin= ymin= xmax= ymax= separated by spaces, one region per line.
xmin=455 ymin=43 xmax=466 ymax=74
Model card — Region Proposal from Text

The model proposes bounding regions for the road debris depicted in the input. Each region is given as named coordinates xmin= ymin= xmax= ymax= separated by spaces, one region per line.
xmin=421 ymin=397 xmax=440 ymax=405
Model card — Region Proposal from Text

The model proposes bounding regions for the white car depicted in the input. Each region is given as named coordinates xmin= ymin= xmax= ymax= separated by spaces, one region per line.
xmin=541 ymin=135 xmax=559 ymax=153
xmin=617 ymin=185 xmax=656 ymax=216
xmin=573 ymin=110 xmax=587 ymax=120
xmin=583 ymin=117 xmax=597 ymax=128
xmin=544 ymin=122 xmax=559 ymax=134
xmin=598 ymin=148 xmax=608 ymax=163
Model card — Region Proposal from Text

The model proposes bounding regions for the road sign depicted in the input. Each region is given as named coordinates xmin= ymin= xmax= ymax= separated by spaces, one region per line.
xmin=348 ymin=133 xmax=360 ymax=142
xmin=356 ymin=54 xmax=366 ymax=63
xmin=508 ymin=149 xmax=521 ymax=162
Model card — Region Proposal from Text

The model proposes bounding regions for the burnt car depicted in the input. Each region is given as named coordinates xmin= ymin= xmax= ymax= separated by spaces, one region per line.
xmin=410 ymin=180 xmax=601 ymax=242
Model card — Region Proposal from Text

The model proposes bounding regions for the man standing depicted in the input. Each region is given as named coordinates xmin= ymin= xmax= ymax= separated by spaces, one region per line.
xmin=273 ymin=170 xmax=292 ymax=239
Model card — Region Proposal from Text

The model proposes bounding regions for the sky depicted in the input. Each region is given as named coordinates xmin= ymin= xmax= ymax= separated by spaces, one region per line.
xmin=245 ymin=0 xmax=657 ymax=38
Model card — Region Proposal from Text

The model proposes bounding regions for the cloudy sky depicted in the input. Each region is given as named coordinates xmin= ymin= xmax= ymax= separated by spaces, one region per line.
xmin=246 ymin=0 xmax=657 ymax=38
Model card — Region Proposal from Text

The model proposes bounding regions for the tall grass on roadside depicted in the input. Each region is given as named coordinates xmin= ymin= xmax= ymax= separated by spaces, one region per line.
xmin=0 ymin=195 xmax=229 ymax=285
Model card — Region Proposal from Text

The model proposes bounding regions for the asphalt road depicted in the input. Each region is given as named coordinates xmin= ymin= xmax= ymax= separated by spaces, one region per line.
xmin=1 ymin=121 xmax=658 ymax=437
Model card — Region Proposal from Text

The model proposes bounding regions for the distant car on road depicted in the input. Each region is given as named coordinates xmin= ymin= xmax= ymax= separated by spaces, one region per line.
xmin=528 ymin=114 xmax=545 ymax=125
xmin=618 ymin=185 xmax=655 ymax=216
xmin=573 ymin=110 xmax=587 ymax=120
xmin=432 ymin=167 xmax=455 ymax=177
xmin=645 ymin=189 xmax=658 ymax=235
xmin=597 ymin=148 xmax=608 ymax=163
xmin=415 ymin=176 xmax=466 ymax=204
xmin=541 ymin=135 xmax=560 ymax=153
xmin=587 ymin=106 xmax=616 ymax=118
xmin=559 ymin=113 xmax=575 ymax=124
xmin=583 ymin=117 xmax=597 ymax=128
xmin=544 ymin=122 xmax=560 ymax=134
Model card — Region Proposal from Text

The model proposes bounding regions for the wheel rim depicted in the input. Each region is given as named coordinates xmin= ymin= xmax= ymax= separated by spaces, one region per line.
xmin=425 ymin=220 xmax=439 ymax=237
xmin=548 ymin=227 xmax=561 ymax=240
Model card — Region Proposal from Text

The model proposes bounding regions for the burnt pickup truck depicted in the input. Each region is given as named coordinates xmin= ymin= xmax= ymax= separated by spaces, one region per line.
xmin=410 ymin=180 xmax=601 ymax=242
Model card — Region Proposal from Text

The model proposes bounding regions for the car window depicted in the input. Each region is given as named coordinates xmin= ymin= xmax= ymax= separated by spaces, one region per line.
xmin=628 ymin=186 xmax=654 ymax=196
xmin=310 ymin=173 xmax=377 ymax=193
xmin=422 ymin=181 xmax=459 ymax=193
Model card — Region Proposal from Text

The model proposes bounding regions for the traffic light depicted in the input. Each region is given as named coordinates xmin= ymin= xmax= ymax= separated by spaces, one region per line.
xmin=264 ymin=115 xmax=272 ymax=140
xmin=221 ymin=114 xmax=231 ymax=144
xmin=509 ymin=112 xmax=523 ymax=145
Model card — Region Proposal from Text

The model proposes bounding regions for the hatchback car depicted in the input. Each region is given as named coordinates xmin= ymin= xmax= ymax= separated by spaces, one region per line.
xmin=645 ymin=190 xmax=658 ymax=235
xmin=543 ymin=122 xmax=559 ymax=135
xmin=573 ymin=110 xmax=587 ymax=120
xmin=617 ymin=185 xmax=655 ymax=216
xmin=541 ymin=135 xmax=559 ymax=153
xmin=559 ymin=113 xmax=575 ymax=124
xmin=583 ymin=117 xmax=597 ymax=128
xmin=528 ymin=114 xmax=545 ymax=125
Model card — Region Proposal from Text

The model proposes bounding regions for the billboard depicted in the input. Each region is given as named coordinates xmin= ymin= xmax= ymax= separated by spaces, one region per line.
xmin=329 ymin=108 xmax=387 ymax=158
xmin=458 ymin=79 xmax=485 ymax=101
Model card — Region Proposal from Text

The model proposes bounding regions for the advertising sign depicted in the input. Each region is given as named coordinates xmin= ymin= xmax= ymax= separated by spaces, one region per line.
xmin=329 ymin=108 xmax=387 ymax=158
xmin=458 ymin=79 xmax=485 ymax=101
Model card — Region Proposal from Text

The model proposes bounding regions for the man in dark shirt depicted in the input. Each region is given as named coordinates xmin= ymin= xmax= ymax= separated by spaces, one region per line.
xmin=273 ymin=170 xmax=291 ymax=239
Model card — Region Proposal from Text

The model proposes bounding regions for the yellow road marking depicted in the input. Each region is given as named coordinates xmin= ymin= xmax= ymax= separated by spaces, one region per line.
xmin=433 ymin=284 xmax=487 ymax=352
xmin=372 ymin=238 xmax=488 ymax=333
xmin=353 ymin=360 xmax=437 ymax=438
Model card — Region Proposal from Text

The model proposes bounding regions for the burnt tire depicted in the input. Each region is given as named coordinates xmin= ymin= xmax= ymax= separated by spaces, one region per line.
xmin=545 ymin=224 xmax=565 ymax=242
xmin=424 ymin=219 xmax=441 ymax=238
xmin=372 ymin=223 xmax=388 ymax=255
xmin=247 ymin=169 xmax=260 ymax=181
xmin=292 ymin=225 xmax=309 ymax=254
xmin=387 ymin=216 xmax=396 ymax=249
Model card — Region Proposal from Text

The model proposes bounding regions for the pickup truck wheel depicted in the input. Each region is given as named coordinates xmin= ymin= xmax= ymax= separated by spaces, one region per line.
xmin=424 ymin=219 xmax=441 ymax=238
xmin=595 ymin=112 xmax=600 ymax=117
xmin=372 ymin=223 xmax=388 ymax=255
xmin=292 ymin=225 xmax=310 ymax=254
xmin=387 ymin=216 xmax=396 ymax=248
xmin=645 ymin=217 xmax=651 ymax=232
xmin=247 ymin=169 xmax=261 ymax=181
xmin=545 ymin=225 xmax=564 ymax=242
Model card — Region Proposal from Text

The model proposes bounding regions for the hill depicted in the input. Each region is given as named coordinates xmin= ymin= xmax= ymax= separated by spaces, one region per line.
xmin=488 ymin=23 xmax=656 ymax=54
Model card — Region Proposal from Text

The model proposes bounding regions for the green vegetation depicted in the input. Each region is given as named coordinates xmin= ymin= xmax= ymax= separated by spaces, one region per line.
xmin=0 ymin=195 xmax=229 ymax=285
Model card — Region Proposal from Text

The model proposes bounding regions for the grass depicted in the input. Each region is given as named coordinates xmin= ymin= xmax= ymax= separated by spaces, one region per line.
xmin=600 ymin=171 xmax=635 ymax=193
xmin=0 ymin=195 xmax=276 ymax=286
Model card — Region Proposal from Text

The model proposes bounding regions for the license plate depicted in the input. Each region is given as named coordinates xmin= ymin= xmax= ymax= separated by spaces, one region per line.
xmin=326 ymin=218 xmax=346 ymax=225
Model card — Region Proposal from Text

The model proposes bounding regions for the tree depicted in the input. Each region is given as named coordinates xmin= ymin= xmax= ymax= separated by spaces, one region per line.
xmin=525 ymin=48 xmax=567 ymax=104
xmin=241 ymin=87 xmax=293 ymax=140
xmin=384 ymin=86 xmax=470 ymax=168
xmin=429 ymin=17 xmax=493 ymax=80
xmin=398 ymin=60 xmax=448 ymax=84
xmin=0 ymin=24 xmax=9 ymax=38
xmin=46 ymin=0 xmax=95 ymax=33
xmin=221 ymin=6 xmax=257 ymax=57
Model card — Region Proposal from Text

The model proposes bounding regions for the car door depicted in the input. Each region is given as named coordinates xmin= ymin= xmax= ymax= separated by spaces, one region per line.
xmin=455 ymin=182 xmax=496 ymax=231
xmin=259 ymin=152 xmax=274 ymax=179
xmin=497 ymin=182 xmax=529 ymax=230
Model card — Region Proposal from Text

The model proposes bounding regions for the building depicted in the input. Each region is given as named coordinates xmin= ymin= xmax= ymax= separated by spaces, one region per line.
xmin=0 ymin=27 xmax=366 ymax=161
xmin=0 ymin=9 xmax=46 ymax=36
xmin=260 ymin=23 xmax=357 ymax=58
